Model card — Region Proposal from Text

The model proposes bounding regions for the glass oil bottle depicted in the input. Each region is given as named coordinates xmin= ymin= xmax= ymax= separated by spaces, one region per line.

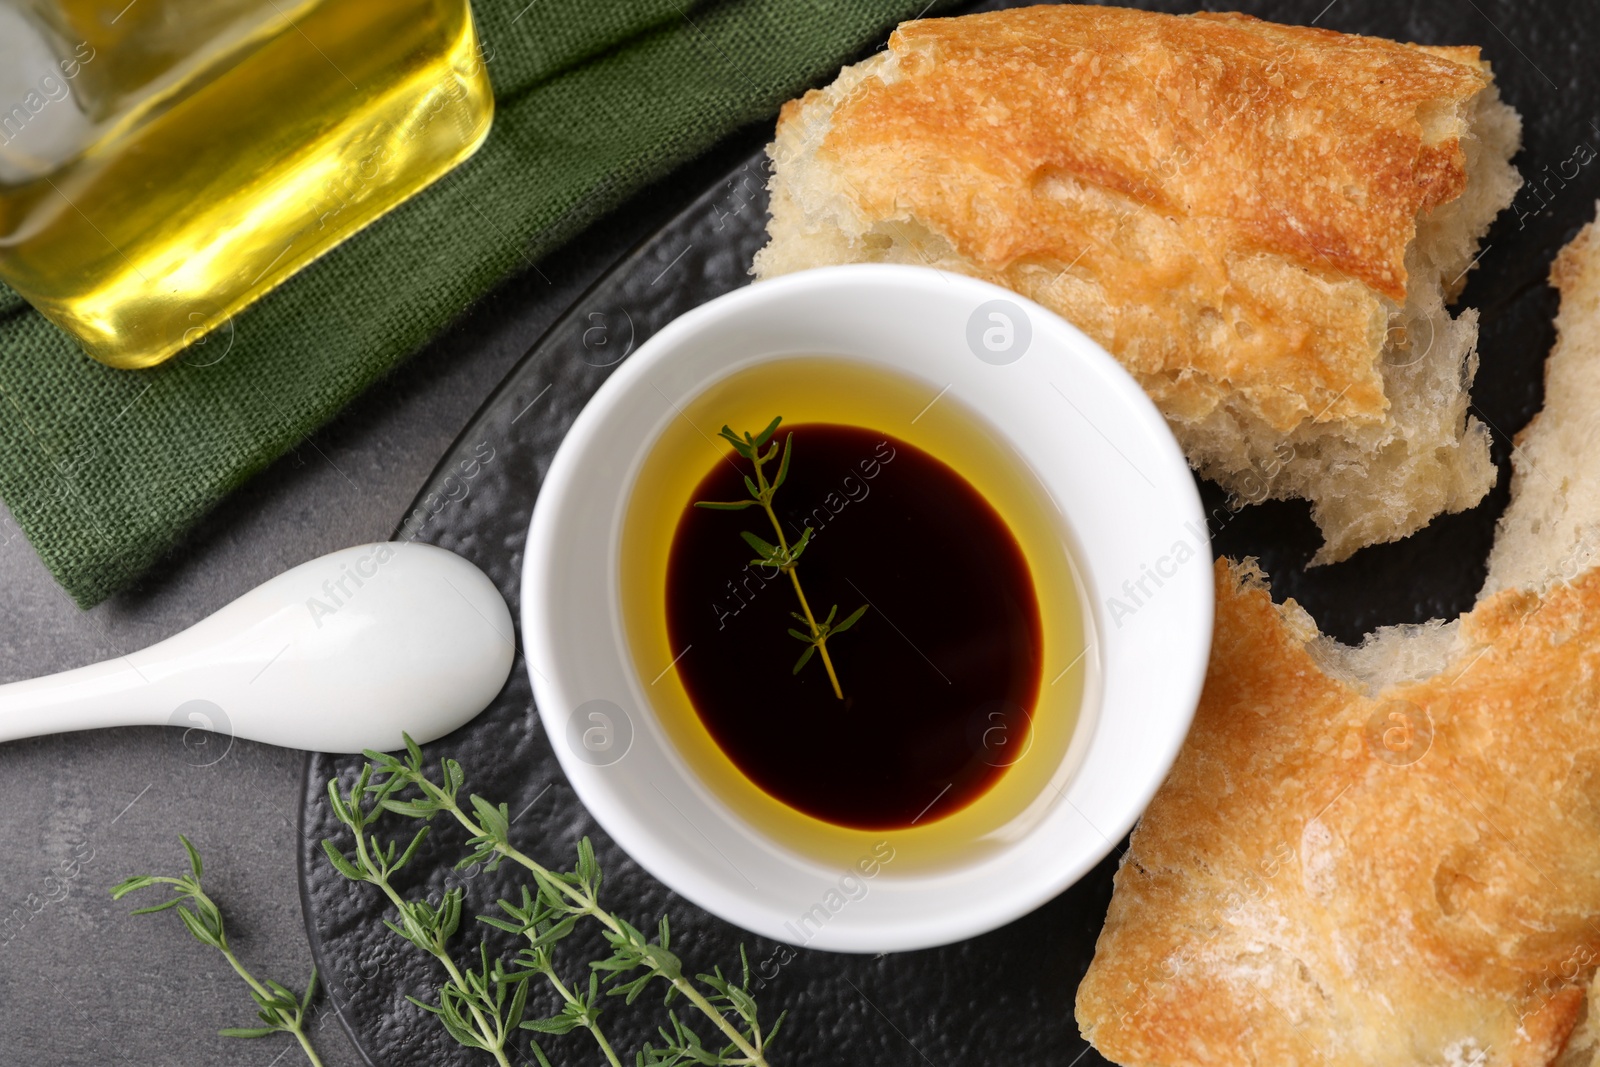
xmin=0 ymin=0 xmax=494 ymax=368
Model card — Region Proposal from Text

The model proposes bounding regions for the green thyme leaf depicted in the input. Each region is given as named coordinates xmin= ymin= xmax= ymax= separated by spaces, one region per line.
xmin=833 ymin=603 xmax=869 ymax=634
xmin=752 ymin=416 xmax=783 ymax=447
xmin=717 ymin=426 xmax=753 ymax=459
xmin=739 ymin=530 xmax=778 ymax=557
xmin=788 ymin=525 xmax=813 ymax=561
xmin=773 ymin=433 xmax=794 ymax=490
xmin=180 ymin=835 xmax=203 ymax=879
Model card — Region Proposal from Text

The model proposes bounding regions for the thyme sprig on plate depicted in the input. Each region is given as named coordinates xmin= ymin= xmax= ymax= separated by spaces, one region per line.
xmin=695 ymin=416 xmax=866 ymax=698
xmin=112 ymin=836 xmax=325 ymax=1067
xmin=490 ymin=882 xmax=622 ymax=1065
xmin=323 ymin=764 xmax=536 ymax=1067
xmin=337 ymin=736 xmax=782 ymax=1067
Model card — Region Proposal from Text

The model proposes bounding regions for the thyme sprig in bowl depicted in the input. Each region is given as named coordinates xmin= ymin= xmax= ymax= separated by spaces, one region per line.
xmin=694 ymin=416 xmax=867 ymax=697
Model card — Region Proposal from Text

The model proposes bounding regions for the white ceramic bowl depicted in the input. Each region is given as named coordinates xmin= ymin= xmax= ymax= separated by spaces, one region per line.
xmin=522 ymin=265 xmax=1211 ymax=952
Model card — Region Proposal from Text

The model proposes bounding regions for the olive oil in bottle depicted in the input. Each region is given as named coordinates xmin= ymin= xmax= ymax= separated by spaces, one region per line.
xmin=0 ymin=0 xmax=494 ymax=368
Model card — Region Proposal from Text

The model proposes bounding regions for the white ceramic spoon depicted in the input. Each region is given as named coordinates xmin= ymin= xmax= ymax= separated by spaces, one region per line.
xmin=0 ymin=543 xmax=515 ymax=753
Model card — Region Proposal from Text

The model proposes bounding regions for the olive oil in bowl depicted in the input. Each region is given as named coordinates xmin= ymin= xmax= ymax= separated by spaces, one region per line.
xmin=621 ymin=357 xmax=1094 ymax=872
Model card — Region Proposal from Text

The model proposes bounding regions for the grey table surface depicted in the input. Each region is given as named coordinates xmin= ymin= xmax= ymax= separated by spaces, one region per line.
xmin=0 ymin=132 xmax=764 ymax=1067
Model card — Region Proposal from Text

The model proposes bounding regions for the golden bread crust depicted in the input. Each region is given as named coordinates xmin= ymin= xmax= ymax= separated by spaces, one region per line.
xmin=1076 ymin=559 xmax=1600 ymax=1067
xmin=808 ymin=5 xmax=1491 ymax=431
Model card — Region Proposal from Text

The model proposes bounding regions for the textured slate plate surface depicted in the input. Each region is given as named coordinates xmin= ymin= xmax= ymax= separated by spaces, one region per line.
xmin=300 ymin=2 xmax=1600 ymax=1063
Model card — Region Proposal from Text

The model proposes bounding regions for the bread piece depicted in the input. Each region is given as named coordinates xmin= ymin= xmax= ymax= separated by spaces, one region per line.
xmin=755 ymin=6 xmax=1522 ymax=562
xmin=1076 ymin=214 xmax=1600 ymax=1067
xmin=1485 ymin=209 xmax=1600 ymax=595
xmin=1076 ymin=558 xmax=1600 ymax=1067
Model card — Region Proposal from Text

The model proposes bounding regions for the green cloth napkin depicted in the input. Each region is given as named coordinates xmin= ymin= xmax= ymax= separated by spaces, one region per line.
xmin=0 ymin=0 xmax=943 ymax=607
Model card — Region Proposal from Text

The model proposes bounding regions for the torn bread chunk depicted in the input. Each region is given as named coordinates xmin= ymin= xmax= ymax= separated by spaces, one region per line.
xmin=1484 ymin=209 xmax=1600 ymax=595
xmin=1077 ymin=212 xmax=1600 ymax=1067
xmin=1077 ymin=558 xmax=1600 ymax=1067
xmin=755 ymin=5 xmax=1522 ymax=562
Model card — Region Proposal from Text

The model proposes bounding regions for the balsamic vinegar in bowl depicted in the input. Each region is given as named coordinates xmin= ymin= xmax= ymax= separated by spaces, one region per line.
xmin=668 ymin=423 xmax=1042 ymax=830
xmin=621 ymin=357 xmax=1092 ymax=871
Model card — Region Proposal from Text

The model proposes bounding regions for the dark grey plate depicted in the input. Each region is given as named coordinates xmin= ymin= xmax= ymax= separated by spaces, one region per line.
xmin=299 ymin=2 xmax=1598 ymax=1063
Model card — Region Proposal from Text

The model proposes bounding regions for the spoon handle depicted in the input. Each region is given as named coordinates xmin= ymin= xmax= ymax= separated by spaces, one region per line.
xmin=0 ymin=657 xmax=176 ymax=742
